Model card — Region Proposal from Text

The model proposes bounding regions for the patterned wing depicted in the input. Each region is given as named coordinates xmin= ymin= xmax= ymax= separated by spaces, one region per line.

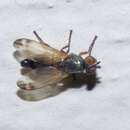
xmin=17 ymin=67 xmax=68 ymax=90
xmin=13 ymin=39 xmax=67 ymax=64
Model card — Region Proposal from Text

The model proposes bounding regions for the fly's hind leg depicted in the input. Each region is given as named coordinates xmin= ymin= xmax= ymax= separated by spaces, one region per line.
xmin=33 ymin=31 xmax=49 ymax=46
xmin=60 ymin=30 xmax=73 ymax=54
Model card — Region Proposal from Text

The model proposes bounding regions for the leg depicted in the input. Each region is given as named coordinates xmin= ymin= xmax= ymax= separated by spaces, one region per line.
xmin=88 ymin=35 xmax=98 ymax=56
xmin=78 ymin=51 xmax=88 ymax=56
xmin=33 ymin=31 xmax=49 ymax=46
xmin=60 ymin=30 xmax=73 ymax=53
xmin=78 ymin=35 xmax=97 ymax=57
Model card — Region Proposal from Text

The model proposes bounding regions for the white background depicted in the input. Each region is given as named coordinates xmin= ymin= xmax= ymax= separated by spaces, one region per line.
xmin=0 ymin=0 xmax=130 ymax=130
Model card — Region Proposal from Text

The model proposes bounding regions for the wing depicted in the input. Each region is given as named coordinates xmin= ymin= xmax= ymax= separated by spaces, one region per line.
xmin=17 ymin=67 xmax=68 ymax=90
xmin=13 ymin=39 xmax=67 ymax=64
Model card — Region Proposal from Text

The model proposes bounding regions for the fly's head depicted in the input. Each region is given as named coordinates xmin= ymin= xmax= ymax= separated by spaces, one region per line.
xmin=84 ymin=56 xmax=98 ymax=74
xmin=84 ymin=35 xmax=100 ymax=74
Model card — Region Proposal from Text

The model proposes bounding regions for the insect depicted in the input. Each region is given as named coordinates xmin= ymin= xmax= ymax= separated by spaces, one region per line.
xmin=13 ymin=30 xmax=100 ymax=90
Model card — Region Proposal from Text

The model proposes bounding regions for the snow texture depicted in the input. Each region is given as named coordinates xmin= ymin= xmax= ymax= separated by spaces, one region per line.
xmin=0 ymin=0 xmax=130 ymax=130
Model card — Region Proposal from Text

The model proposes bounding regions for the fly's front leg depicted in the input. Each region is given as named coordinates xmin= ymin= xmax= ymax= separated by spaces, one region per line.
xmin=78 ymin=51 xmax=88 ymax=57
xmin=78 ymin=36 xmax=97 ymax=57
xmin=88 ymin=35 xmax=98 ymax=56
xmin=60 ymin=30 xmax=73 ymax=54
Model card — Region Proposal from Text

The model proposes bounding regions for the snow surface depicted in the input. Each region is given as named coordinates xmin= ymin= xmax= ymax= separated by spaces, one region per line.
xmin=0 ymin=0 xmax=130 ymax=129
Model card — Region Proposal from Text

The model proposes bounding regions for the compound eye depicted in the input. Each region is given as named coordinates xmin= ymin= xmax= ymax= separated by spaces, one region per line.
xmin=85 ymin=56 xmax=97 ymax=65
